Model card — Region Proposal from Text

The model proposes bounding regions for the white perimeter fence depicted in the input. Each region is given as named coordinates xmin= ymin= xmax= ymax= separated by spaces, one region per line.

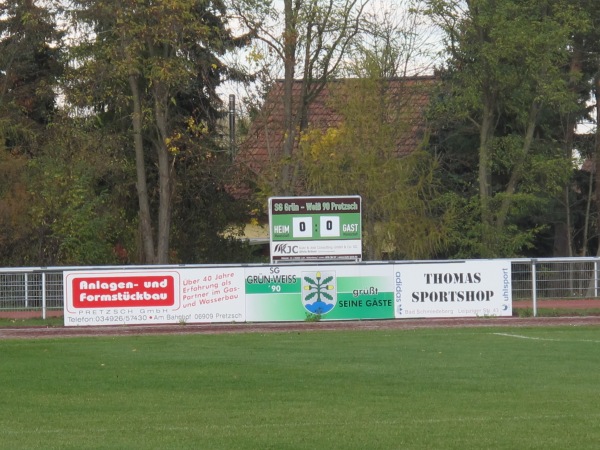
xmin=1 ymin=258 xmax=600 ymax=319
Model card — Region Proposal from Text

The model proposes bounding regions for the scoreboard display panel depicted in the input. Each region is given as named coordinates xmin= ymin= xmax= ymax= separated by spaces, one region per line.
xmin=268 ymin=196 xmax=362 ymax=263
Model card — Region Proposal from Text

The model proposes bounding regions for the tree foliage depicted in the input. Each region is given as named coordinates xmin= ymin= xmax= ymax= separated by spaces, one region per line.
xmin=426 ymin=0 xmax=589 ymax=257
xmin=26 ymin=116 xmax=133 ymax=265
xmin=5 ymin=0 xmax=600 ymax=265
xmin=0 ymin=0 xmax=64 ymax=265
xmin=300 ymin=77 xmax=455 ymax=260
xmin=0 ymin=0 xmax=62 ymax=154
xmin=66 ymin=0 xmax=251 ymax=263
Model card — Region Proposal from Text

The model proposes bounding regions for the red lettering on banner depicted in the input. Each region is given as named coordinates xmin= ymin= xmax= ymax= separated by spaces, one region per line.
xmin=72 ymin=276 xmax=175 ymax=308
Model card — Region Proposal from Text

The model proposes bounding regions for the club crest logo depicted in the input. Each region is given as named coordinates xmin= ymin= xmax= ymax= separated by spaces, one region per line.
xmin=301 ymin=271 xmax=337 ymax=314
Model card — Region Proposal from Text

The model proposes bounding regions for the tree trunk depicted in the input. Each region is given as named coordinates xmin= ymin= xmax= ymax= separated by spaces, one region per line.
xmin=580 ymin=169 xmax=593 ymax=256
xmin=153 ymin=88 xmax=172 ymax=264
xmin=280 ymin=0 xmax=299 ymax=195
xmin=478 ymin=100 xmax=495 ymax=249
xmin=495 ymin=101 xmax=541 ymax=230
xmin=555 ymin=41 xmax=583 ymax=257
xmin=129 ymin=74 xmax=156 ymax=263
xmin=595 ymin=75 xmax=600 ymax=257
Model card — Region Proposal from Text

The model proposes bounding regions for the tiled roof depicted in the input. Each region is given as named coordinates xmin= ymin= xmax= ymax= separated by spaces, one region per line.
xmin=231 ymin=76 xmax=437 ymax=193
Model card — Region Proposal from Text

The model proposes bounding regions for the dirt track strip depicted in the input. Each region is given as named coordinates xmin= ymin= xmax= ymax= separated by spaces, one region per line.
xmin=2 ymin=316 xmax=600 ymax=340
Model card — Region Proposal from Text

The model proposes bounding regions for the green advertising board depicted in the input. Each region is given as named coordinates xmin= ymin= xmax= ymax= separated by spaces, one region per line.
xmin=269 ymin=196 xmax=362 ymax=263
xmin=245 ymin=264 xmax=395 ymax=321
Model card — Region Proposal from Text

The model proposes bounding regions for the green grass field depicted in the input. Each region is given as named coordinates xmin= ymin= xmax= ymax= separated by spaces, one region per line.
xmin=1 ymin=326 xmax=600 ymax=449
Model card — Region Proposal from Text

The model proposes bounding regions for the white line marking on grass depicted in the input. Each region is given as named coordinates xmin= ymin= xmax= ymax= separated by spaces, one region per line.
xmin=493 ymin=333 xmax=559 ymax=341
xmin=493 ymin=332 xmax=600 ymax=343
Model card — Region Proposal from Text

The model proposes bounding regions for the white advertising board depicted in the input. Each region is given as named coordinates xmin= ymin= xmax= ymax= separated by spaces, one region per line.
xmin=393 ymin=260 xmax=512 ymax=318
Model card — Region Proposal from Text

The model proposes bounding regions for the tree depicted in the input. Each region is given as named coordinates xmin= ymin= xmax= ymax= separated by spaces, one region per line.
xmin=426 ymin=0 xmax=588 ymax=257
xmin=66 ymin=0 xmax=251 ymax=263
xmin=580 ymin=1 xmax=600 ymax=257
xmin=26 ymin=115 xmax=133 ymax=265
xmin=0 ymin=0 xmax=62 ymax=155
xmin=233 ymin=0 xmax=367 ymax=195
xmin=300 ymin=76 xmax=454 ymax=260
xmin=346 ymin=0 xmax=439 ymax=78
xmin=0 ymin=0 xmax=63 ymax=265
xmin=0 ymin=148 xmax=32 ymax=265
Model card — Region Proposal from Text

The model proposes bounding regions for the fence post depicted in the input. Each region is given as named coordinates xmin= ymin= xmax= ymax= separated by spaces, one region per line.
xmin=531 ymin=259 xmax=537 ymax=317
xmin=24 ymin=273 xmax=29 ymax=308
xmin=595 ymin=259 xmax=598 ymax=298
xmin=42 ymin=271 xmax=47 ymax=320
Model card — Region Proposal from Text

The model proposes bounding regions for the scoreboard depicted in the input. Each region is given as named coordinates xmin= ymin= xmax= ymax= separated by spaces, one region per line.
xmin=268 ymin=196 xmax=362 ymax=263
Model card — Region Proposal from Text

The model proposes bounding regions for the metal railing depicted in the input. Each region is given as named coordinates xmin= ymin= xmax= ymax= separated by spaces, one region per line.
xmin=511 ymin=258 xmax=599 ymax=297
xmin=0 ymin=268 xmax=65 ymax=319
xmin=1 ymin=258 xmax=600 ymax=319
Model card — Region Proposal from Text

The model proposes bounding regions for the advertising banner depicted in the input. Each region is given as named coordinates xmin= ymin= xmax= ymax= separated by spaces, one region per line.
xmin=393 ymin=260 xmax=512 ymax=318
xmin=244 ymin=265 xmax=395 ymax=322
xmin=64 ymin=260 xmax=512 ymax=326
xmin=64 ymin=267 xmax=245 ymax=326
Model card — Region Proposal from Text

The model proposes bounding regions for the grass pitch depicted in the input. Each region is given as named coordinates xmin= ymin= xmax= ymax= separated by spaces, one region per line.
xmin=1 ymin=326 xmax=600 ymax=449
